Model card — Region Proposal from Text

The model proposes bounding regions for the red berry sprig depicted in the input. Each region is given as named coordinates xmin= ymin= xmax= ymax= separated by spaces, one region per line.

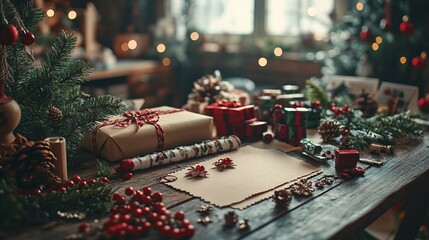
xmin=98 ymin=186 xmax=195 ymax=239
xmin=341 ymin=166 xmax=365 ymax=179
xmin=329 ymin=103 xmax=352 ymax=117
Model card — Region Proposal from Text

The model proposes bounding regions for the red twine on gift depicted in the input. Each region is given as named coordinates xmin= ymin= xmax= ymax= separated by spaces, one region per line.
xmin=92 ymin=109 xmax=184 ymax=155
xmin=185 ymin=165 xmax=208 ymax=178
xmin=213 ymin=157 xmax=236 ymax=171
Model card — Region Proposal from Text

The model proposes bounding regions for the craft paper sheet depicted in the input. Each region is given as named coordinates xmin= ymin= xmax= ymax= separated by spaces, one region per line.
xmin=166 ymin=146 xmax=320 ymax=209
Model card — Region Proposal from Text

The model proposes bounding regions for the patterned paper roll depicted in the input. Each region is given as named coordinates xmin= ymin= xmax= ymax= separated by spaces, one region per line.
xmin=126 ymin=135 xmax=241 ymax=171
xmin=45 ymin=137 xmax=67 ymax=180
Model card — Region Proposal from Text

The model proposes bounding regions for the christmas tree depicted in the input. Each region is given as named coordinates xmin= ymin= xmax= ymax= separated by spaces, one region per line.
xmin=1 ymin=0 xmax=125 ymax=166
xmin=324 ymin=0 xmax=429 ymax=95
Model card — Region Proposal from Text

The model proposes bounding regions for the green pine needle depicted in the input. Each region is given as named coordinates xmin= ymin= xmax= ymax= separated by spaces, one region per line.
xmin=96 ymin=159 xmax=115 ymax=177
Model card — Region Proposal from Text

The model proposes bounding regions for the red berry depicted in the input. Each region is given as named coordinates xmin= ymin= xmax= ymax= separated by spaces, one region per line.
xmin=140 ymin=221 xmax=151 ymax=232
xmin=153 ymin=202 xmax=165 ymax=209
xmin=161 ymin=225 xmax=171 ymax=237
xmin=156 ymin=207 xmax=168 ymax=216
xmin=64 ymin=180 xmax=75 ymax=188
xmin=148 ymin=212 xmax=159 ymax=222
xmin=19 ymin=29 xmax=35 ymax=45
xmin=123 ymin=172 xmax=133 ymax=180
xmin=341 ymin=172 xmax=352 ymax=179
xmin=142 ymin=186 xmax=152 ymax=196
xmin=158 ymin=215 xmax=168 ymax=222
xmin=101 ymin=177 xmax=110 ymax=183
xmin=133 ymin=225 xmax=143 ymax=237
xmin=79 ymin=223 xmax=90 ymax=233
xmin=171 ymin=228 xmax=182 ymax=239
xmin=125 ymin=187 xmax=135 ymax=196
xmin=154 ymin=221 xmax=164 ymax=230
xmin=184 ymin=224 xmax=196 ymax=237
xmin=342 ymin=105 xmax=350 ymax=113
xmin=130 ymin=201 xmax=140 ymax=209
xmin=133 ymin=208 xmax=144 ymax=217
xmin=120 ymin=159 xmax=135 ymax=171
xmin=107 ymin=226 xmax=118 ymax=235
xmin=71 ymin=175 xmax=81 ymax=183
xmin=120 ymin=214 xmax=132 ymax=223
xmin=0 ymin=23 xmax=18 ymax=46
xmin=115 ymin=196 xmax=126 ymax=205
xmin=163 ymin=210 xmax=171 ymax=218
xmin=141 ymin=206 xmax=151 ymax=216
xmin=151 ymin=192 xmax=163 ymax=202
xmin=110 ymin=214 xmax=120 ymax=221
xmin=87 ymin=178 xmax=96 ymax=185
xmin=113 ymin=192 xmax=123 ymax=201
xmin=140 ymin=195 xmax=152 ymax=205
xmin=57 ymin=187 xmax=67 ymax=194
xmin=78 ymin=180 xmax=87 ymax=187
xmin=174 ymin=211 xmax=185 ymax=221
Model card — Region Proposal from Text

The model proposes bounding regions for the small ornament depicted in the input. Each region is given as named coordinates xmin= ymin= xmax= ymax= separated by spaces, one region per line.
xmin=213 ymin=157 xmax=236 ymax=171
xmin=185 ymin=165 xmax=208 ymax=178
xmin=0 ymin=23 xmax=19 ymax=46
xmin=418 ymin=94 xmax=429 ymax=113
xmin=262 ymin=131 xmax=274 ymax=143
xmin=197 ymin=216 xmax=212 ymax=225
xmin=314 ymin=176 xmax=335 ymax=189
xmin=412 ymin=56 xmax=426 ymax=71
xmin=197 ymin=204 xmax=214 ymax=215
xmin=359 ymin=26 xmax=372 ymax=42
xmin=399 ymin=16 xmax=414 ymax=35
xmin=272 ymin=189 xmax=292 ymax=208
xmin=341 ymin=166 xmax=365 ymax=179
xmin=46 ymin=105 xmax=63 ymax=122
xmin=290 ymin=179 xmax=314 ymax=197
xmin=368 ymin=143 xmax=394 ymax=155
xmin=238 ymin=219 xmax=251 ymax=231
xmin=354 ymin=90 xmax=378 ymax=118
xmin=317 ymin=119 xmax=344 ymax=142
xmin=380 ymin=18 xmax=391 ymax=31
xmin=20 ymin=29 xmax=35 ymax=45
xmin=224 ymin=211 xmax=238 ymax=227
xmin=335 ymin=149 xmax=360 ymax=170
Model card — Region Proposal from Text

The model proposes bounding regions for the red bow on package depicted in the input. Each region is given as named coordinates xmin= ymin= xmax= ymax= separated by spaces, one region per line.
xmin=93 ymin=109 xmax=183 ymax=154
xmin=216 ymin=100 xmax=242 ymax=108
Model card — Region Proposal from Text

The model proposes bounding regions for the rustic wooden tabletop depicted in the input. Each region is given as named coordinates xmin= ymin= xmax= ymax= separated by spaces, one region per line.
xmin=8 ymin=134 xmax=429 ymax=240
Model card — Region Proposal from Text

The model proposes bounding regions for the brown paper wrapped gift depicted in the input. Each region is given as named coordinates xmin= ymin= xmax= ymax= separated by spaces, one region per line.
xmin=81 ymin=106 xmax=213 ymax=162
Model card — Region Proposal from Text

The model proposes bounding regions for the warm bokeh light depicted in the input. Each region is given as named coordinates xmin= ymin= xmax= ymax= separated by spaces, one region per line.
xmin=157 ymin=43 xmax=166 ymax=53
xmin=307 ymin=7 xmax=316 ymax=16
xmin=258 ymin=57 xmax=268 ymax=67
xmin=120 ymin=42 xmax=129 ymax=52
xmin=402 ymin=15 xmax=409 ymax=22
xmin=375 ymin=36 xmax=383 ymax=44
xmin=68 ymin=10 xmax=77 ymax=20
xmin=162 ymin=57 xmax=171 ymax=67
xmin=190 ymin=32 xmax=200 ymax=41
xmin=273 ymin=47 xmax=283 ymax=57
xmin=356 ymin=2 xmax=364 ymax=11
xmin=372 ymin=43 xmax=379 ymax=51
xmin=400 ymin=56 xmax=407 ymax=64
xmin=421 ymin=51 xmax=427 ymax=60
xmin=46 ymin=9 xmax=55 ymax=17
xmin=128 ymin=40 xmax=137 ymax=50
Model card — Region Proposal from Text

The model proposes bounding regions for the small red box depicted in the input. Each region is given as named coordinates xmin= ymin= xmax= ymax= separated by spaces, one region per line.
xmin=335 ymin=150 xmax=360 ymax=170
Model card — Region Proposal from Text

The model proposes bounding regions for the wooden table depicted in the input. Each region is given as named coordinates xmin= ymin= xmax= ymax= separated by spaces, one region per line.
xmin=9 ymin=134 xmax=429 ymax=240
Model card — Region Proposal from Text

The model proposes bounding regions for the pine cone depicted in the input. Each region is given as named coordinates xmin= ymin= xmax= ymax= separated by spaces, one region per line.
xmin=318 ymin=119 xmax=344 ymax=142
xmin=46 ymin=105 xmax=63 ymax=122
xmin=3 ymin=141 xmax=62 ymax=188
xmin=354 ymin=90 xmax=378 ymax=118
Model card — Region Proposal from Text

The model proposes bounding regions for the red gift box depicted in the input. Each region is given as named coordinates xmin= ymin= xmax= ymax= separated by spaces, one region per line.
xmin=205 ymin=101 xmax=256 ymax=138
xmin=335 ymin=150 xmax=360 ymax=170
xmin=245 ymin=120 xmax=268 ymax=141
xmin=204 ymin=101 xmax=256 ymax=123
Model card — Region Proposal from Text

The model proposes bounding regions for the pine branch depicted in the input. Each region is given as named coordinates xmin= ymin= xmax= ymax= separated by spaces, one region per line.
xmin=96 ymin=159 xmax=115 ymax=177
xmin=303 ymin=79 xmax=330 ymax=108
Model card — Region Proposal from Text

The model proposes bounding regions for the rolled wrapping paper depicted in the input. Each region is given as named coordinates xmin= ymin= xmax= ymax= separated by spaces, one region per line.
xmin=126 ymin=135 xmax=241 ymax=171
xmin=44 ymin=137 xmax=68 ymax=180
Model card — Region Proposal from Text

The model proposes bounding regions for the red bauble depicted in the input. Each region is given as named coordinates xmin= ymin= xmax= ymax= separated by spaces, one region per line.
xmin=20 ymin=30 xmax=35 ymax=45
xmin=0 ymin=23 xmax=19 ymax=46
xmin=359 ymin=28 xmax=372 ymax=43
xmin=412 ymin=57 xmax=426 ymax=71
xmin=418 ymin=96 xmax=429 ymax=113
xmin=399 ymin=21 xmax=414 ymax=35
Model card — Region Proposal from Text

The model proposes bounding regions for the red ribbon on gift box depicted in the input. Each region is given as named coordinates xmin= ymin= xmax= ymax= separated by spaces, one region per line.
xmin=273 ymin=123 xmax=289 ymax=140
xmin=205 ymin=101 xmax=256 ymax=123
xmin=92 ymin=108 xmax=184 ymax=155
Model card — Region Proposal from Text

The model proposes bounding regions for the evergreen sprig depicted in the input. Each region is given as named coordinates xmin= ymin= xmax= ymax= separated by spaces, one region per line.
xmin=0 ymin=178 xmax=115 ymax=229
xmin=342 ymin=112 xmax=424 ymax=150
xmin=303 ymin=78 xmax=329 ymax=109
